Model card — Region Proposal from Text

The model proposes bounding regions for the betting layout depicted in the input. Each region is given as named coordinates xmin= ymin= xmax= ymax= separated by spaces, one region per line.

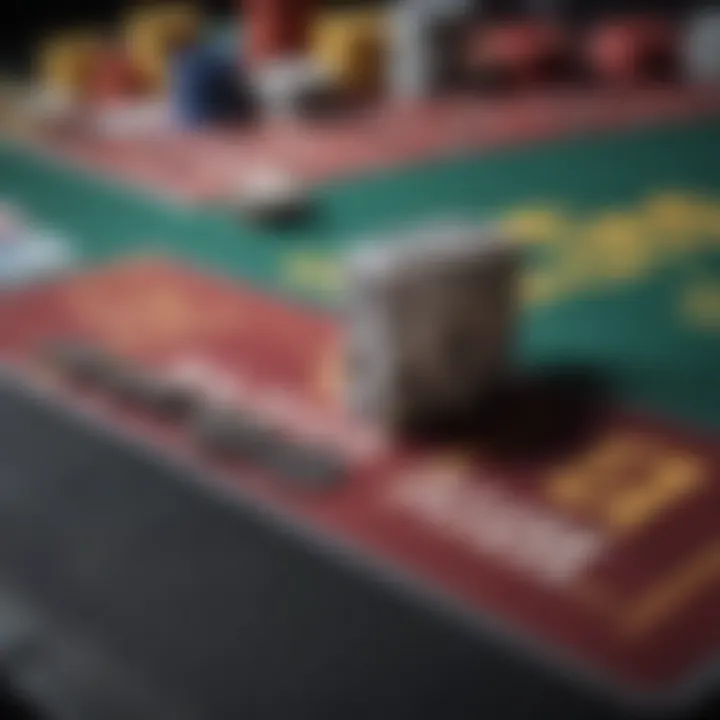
xmin=0 ymin=256 xmax=717 ymax=705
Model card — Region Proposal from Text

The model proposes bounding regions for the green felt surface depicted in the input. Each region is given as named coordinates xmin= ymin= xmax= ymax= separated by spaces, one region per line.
xmin=1 ymin=118 xmax=719 ymax=433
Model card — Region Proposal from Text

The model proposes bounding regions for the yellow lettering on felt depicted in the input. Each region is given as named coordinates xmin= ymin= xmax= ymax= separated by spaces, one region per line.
xmin=681 ymin=282 xmax=720 ymax=331
xmin=643 ymin=192 xmax=713 ymax=252
xmin=548 ymin=435 xmax=645 ymax=507
xmin=546 ymin=434 xmax=707 ymax=535
xmin=583 ymin=212 xmax=654 ymax=282
xmin=501 ymin=207 xmax=569 ymax=245
xmin=552 ymin=236 xmax=621 ymax=298
xmin=710 ymin=207 xmax=720 ymax=247
xmin=621 ymin=542 xmax=720 ymax=638
xmin=605 ymin=455 xmax=705 ymax=532
xmin=284 ymin=254 xmax=342 ymax=295
xmin=504 ymin=191 xmax=720 ymax=310
xmin=278 ymin=193 xmax=720 ymax=309
xmin=520 ymin=269 xmax=564 ymax=307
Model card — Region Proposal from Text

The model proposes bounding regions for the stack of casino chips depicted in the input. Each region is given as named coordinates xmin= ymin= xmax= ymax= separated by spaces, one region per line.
xmin=682 ymin=8 xmax=720 ymax=84
xmin=205 ymin=19 xmax=244 ymax=64
xmin=243 ymin=0 xmax=315 ymax=69
xmin=170 ymin=42 xmax=249 ymax=128
xmin=123 ymin=2 xmax=202 ymax=93
xmin=86 ymin=43 xmax=143 ymax=106
xmin=36 ymin=30 xmax=103 ymax=102
xmin=243 ymin=0 xmax=335 ymax=118
xmin=250 ymin=55 xmax=333 ymax=119
xmin=585 ymin=15 xmax=678 ymax=86
xmin=463 ymin=21 xmax=571 ymax=91
xmin=310 ymin=8 xmax=388 ymax=98
xmin=387 ymin=0 xmax=471 ymax=100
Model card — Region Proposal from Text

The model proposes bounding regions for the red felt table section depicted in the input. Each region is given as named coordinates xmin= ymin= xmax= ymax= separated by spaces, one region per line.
xmin=34 ymin=87 xmax=720 ymax=204
xmin=1 ymin=258 xmax=718 ymax=698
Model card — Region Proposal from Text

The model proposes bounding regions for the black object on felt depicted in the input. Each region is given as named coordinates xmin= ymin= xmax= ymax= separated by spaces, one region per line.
xmin=41 ymin=340 xmax=116 ymax=385
xmin=192 ymin=405 xmax=347 ymax=490
xmin=101 ymin=363 xmax=149 ymax=401
xmin=191 ymin=405 xmax=277 ymax=459
xmin=267 ymin=441 xmax=348 ymax=491
xmin=0 ymin=378 xmax=714 ymax=720
xmin=128 ymin=373 xmax=201 ymax=419
xmin=240 ymin=196 xmax=315 ymax=228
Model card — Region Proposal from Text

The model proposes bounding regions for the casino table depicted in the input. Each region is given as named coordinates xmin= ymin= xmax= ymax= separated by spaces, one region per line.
xmin=0 ymin=109 xmax=719 ymax=719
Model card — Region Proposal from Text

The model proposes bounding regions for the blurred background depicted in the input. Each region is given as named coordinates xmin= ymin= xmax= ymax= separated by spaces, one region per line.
xmin=1 ymin=1 xmax=719 ymax=719
xmin=3 ymin=1 xmax=715 ymax=74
